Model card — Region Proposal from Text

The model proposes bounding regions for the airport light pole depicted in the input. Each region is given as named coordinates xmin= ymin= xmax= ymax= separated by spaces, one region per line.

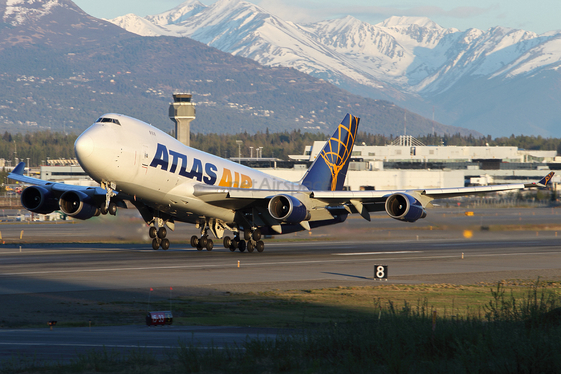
xmin=236 ymin=140 xmax=243 ymax=163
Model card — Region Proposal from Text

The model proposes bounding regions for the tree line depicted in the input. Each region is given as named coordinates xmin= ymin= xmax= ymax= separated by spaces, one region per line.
xmin=1 ymin=130 xmax=560 ymax=168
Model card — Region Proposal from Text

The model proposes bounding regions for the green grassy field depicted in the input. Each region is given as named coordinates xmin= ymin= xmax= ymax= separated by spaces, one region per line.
xmin=3 ymin=280 xmax=561 ymax=373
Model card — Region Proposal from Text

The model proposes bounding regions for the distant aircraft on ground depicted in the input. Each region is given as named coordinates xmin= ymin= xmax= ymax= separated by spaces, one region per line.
xmin=9 ymin=113 xmax=554 ymax=252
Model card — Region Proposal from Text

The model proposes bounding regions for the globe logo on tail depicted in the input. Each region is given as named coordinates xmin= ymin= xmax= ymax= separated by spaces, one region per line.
xmin=318 ymin=115 xmax=359 ymax=191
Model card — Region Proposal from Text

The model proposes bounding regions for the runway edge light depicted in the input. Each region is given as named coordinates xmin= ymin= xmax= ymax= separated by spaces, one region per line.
xmin=48 ymin=321 xmax=57 ymax=330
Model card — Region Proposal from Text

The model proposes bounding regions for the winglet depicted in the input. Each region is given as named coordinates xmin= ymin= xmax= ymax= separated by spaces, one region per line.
xmin=11 ymin=162 xmax=25 ymax=176
xmin=300 ymin=114 xmax=360 ymax=191
xmin=525 ymin=171 xmax=555 ymax=188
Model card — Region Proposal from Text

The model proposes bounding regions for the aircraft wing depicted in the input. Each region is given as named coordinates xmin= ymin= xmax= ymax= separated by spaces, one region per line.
xmin=192 ymin=172 xmax=554 ymax=223
xmin=314 ymin=172 xmax=553 ymax=209
xmin=7 ymin=162 xmax=129 ymax=219
xmin=8 ymin=162 xmax=108 ymax=196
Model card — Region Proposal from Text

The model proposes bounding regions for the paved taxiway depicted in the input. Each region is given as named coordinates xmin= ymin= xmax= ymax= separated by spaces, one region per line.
xmin=0 ymin=325 xmax=286 ymax=363
xmin=2 ymin=206 xmax=561 ymax=362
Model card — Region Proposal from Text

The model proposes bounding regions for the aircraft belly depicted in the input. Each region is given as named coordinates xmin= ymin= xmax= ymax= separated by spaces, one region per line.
xmin=116 ymin=179 xmax=236 ymax=225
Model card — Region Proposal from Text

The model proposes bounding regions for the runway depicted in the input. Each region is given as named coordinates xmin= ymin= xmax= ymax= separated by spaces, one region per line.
xmin=2 ymin=232 xmax=561 ymax=295
xmin=1 ymin=206 xmax=561 ymax=363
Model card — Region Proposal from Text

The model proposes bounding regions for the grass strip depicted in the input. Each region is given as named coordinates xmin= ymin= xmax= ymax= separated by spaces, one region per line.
xmin=3 ymin=280 xmax=561 ymax=373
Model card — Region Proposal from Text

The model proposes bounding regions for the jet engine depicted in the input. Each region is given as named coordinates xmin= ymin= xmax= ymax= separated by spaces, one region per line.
xmin=20 ymin=186 xmax=59 ymax=214
xmin=385 ymin=193 xmax=427 ymax=222
xmin=268 ymin=194 xmax=310 ymax=223
xmin=59 ymin=190 xmax=98 ymax=220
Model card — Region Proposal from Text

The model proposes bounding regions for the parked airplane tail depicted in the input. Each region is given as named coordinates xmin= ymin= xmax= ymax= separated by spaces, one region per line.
xmin=301 ymin=113 xmax=360 ymax=191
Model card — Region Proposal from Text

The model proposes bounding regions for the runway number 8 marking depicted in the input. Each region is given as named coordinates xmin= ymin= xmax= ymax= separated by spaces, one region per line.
xmin=374 ymin=265 xmax=388 ymax=281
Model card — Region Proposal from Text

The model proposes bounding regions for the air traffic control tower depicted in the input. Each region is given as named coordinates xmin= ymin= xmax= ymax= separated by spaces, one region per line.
xmin=169 ymin=93 xmax=196 ymax=147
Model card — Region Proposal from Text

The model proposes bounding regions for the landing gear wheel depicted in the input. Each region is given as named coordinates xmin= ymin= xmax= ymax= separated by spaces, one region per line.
xmin=157 ymin=227 xmax=167 ymax=239
xmin=206 ymin=239 xmax=214 ymax=251
xmin=244 ymin=229 xmax=252 ymax=241
xmin=196 ymin=243 xmax=203 ymax=251
xmin=238 ymin=240 xmax=246 ymax=252
xmin=223 ymin=236 xmax=232 ymax=249
xmin=161 ymin=238 xmax=170 ymax=250
xmin=100 ymin=204 xmax=108 ymax=215
xmin=149 ymin=227 xmax=157 ymax=239
xmin=200 ymin=236 xmax=208 ymax=248
xmin=231 ymin=238 xmax=239 ymax=252
xmin=256 ymin=241 xmax=265 ymax=253
xmin=151 ymin=238 xmax=160 ymax=250
xmin=252 ymin=229 xmax=262 ymax=241
xmin=247 ymin=240 xmax=255 ymax=253
xmin=190 ymin=235 xmax=199 ymax=247
xmin=108 ymin=202 xmax=117 ymax=216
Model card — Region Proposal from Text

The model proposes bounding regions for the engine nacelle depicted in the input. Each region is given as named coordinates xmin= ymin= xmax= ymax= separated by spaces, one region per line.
xmin=59 ymin=190 xmax=98 ymax=220
xmin=21 ymin=186 xmax=59 ymax=214
xmin=268 ymin=194 xmax=310 ymax=223
xmin=385 ymin=193 xmax=427 ymax=222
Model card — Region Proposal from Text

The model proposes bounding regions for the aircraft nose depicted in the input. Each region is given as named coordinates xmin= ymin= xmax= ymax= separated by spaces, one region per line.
xmin=75 ymin=133 xmax=94 ymax=160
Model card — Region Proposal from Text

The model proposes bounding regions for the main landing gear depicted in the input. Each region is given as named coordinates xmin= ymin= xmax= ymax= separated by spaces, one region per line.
xmin=190 ymin=234 xmax=214 ymax=251
xmin=150 ymin=226 xmax=170 ymax=251
xmin=222 ymin=228 xmax=265 ymax=253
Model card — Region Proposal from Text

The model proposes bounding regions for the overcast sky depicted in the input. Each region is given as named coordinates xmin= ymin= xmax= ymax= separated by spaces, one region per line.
xmin=73 ymin=0 xmax=561 ymax=34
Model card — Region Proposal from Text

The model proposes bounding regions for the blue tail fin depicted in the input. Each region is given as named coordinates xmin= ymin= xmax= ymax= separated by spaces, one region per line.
xmin=301 ymin=114 xmax=360 ymax=191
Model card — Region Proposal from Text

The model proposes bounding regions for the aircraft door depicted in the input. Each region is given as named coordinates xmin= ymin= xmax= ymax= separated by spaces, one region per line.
xmin=141 ymin=145 xmax=150 ymax=167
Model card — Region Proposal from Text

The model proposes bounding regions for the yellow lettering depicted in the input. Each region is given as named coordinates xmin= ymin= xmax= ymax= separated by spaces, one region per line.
xmin=233 ymin=172 xmax=240 ymax=188
xmin=219 ymin=169 xmax=252 ymax=188
xmin=219 ymin=168 xmax=232 ymax=187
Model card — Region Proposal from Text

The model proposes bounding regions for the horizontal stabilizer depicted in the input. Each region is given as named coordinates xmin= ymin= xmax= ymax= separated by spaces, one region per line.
xmin=525 ymin=171 xmax=555 ymax=188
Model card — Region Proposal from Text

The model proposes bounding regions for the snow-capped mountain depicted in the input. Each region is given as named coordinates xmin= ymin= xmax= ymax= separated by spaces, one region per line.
xmin=2 ymin=0 xmax=67 ymax=26
xmin=110 ymin=0 xmax=393 ymax=95
xmin=109 ymin=1 xmax=560 ymax=95
xmin=1 ymin=0 xmax=466 ymax=137
xmin=0 ymin=0 xmax=131 ymax=50
xmin=109 ymin=0 xmax=561 ymax=136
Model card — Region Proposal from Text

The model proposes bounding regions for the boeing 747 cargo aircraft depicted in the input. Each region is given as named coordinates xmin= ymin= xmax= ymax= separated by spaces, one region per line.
xmin=9 ymin=113 xmax=554 ymax=252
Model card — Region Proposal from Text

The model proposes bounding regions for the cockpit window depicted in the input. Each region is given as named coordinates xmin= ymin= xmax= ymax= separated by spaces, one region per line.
xmin=96 ymin=117 xmax=121 ymax=125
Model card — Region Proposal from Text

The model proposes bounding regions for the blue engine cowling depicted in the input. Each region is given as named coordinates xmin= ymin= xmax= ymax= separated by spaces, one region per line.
xmin=385 ymin=193 xmax=427 ymax=222
xmin=59 ymin=190 xmax=98 ymax=220
xmin=268 ymin=194 xmax=310 ymax=223
xmin=20 ymin=186 xmax=59 ymax=214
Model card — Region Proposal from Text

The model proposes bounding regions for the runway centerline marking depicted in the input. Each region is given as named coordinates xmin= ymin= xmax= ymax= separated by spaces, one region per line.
xmin=334 ymin=251 xmax=422 ymax=256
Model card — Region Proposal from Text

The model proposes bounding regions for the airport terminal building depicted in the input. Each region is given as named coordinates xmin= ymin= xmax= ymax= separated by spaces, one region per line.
xmin=17 ymin=135 xmax=561 ymax=191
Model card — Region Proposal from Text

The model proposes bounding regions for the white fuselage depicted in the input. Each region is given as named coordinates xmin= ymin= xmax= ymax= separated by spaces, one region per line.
xmin=74 ymin=114 xmax=304 ymax=224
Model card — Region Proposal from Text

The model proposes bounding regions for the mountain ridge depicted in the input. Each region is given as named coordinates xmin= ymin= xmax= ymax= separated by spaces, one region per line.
xmin=0 ymin=0 xmax=473 ymax=138
xmin=109 ymin=0 xmax=561 ymax=137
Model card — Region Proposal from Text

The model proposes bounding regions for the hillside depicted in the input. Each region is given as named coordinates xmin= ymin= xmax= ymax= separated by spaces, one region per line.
xmin=0 ymin=0 xmax=474 ymax=137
